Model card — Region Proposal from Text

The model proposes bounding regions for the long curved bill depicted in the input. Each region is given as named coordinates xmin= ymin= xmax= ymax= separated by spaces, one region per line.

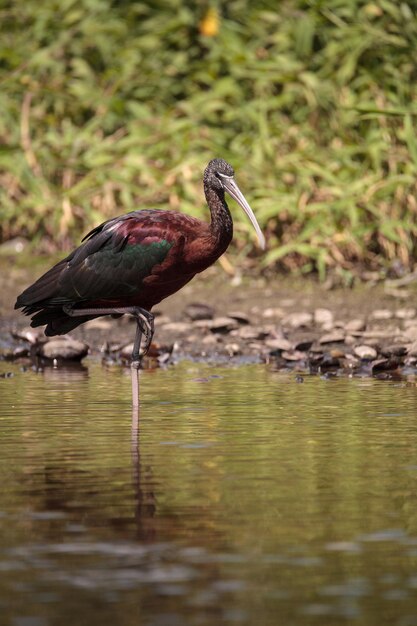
xmin=222 ymin=177 xmax=266 ymax=250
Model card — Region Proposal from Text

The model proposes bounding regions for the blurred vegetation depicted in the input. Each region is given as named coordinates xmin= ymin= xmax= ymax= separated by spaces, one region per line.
xmin=1 ymin=0 xmax=417 ymax=277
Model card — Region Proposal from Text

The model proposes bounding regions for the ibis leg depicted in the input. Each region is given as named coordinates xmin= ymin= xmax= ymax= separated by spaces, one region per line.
xmin=63 ymin=304 xmax=155 ymax=407
xmin=63 ymin=304 xmax=155 ymax=359
xmin=131 ymin=324 xmax=142 ymax=408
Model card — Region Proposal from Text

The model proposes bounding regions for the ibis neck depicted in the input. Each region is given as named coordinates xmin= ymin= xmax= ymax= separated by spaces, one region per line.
xmin=204 ymin=184 xmax=233 ymax=253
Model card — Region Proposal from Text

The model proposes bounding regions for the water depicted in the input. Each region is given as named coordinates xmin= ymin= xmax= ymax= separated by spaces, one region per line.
xmin=1 ymin=361 xmax=417 ymax=626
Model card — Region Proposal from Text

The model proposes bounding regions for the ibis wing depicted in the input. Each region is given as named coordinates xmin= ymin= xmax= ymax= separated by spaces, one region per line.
xmin=15 ymin=212 xmax=175 ymax=310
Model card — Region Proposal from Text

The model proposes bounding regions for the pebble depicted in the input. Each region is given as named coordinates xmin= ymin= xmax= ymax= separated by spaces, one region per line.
xmin=235 ymin=326 xmax=269 ymax=340
xmin=314 ymin=308 xmax=334 ymax=325
xmin=118 ymin=341 xmax=134 ymax=359
xmin=154 ymin=315 xmax=171 ymax=325
xmin=407 ymin=340 xmax=417 ymax=357
xmin=0 ymin=237 xmax=28 ymax=255
xmin=371 ymin=358 xmax=400 ymax=373
xmin=345 ymin=319 xmax=366 ymax=333
xmin=282 ymin=350 xmax=307 ymax=361
xmin=265 ymin=338 xmax=293 ymax=352
xmin=83 ymin=318 xmax=113 ymax=330
xmin=404 ymin=326 xmax=417 ymax=342
xmin=262 ymin=307 xmax=284 ymax=318
xmin=353 ymin=345 xmax=378 ymax=360
xmin=1 ymin=346 xmax=30 ymax=360
xmin=403 ymin=319 xmax=417 ymax=328
xmin=370 ymin=309 xmax=393 ymax=320
xmin=294 ymin=339 xmax=314 ymax=351
xmin=380 ymin=344 xmax=408 ymax=357
xmin=11 ymin=327 xmax=44 ymax=344
xmin=161 ymin=322 xmax=192 ymax=333
xmin=329 ymin=348 xmax=345 ymax=358
xmin=184 ymin=302 xmax=214 ymax=321
xmin=227 ymin=311 xmax=251 ymax=325
xmin=224 ymin=343 xmax=241 ymax=356
xmin=38 ymin=338 xmax=89 ymax=361
xmin=208 ymin=317 xmax=239 ymax=333
xmin=282 ymin=312 xmax=313 ymax=328
xmin=395 ymin=308 xmax=416 ymax=320
xmin=363 ymin=328 xmax=400 ymax=339
xmin=201 ymin=334 xmax=219 ymax=345
xmin=320 ymin=321 xmax=335 ymax=332
xmin=319 ymin=354 xmax=341 ymax=370
xmin=319 ymin=330 xmax=345 ymax=344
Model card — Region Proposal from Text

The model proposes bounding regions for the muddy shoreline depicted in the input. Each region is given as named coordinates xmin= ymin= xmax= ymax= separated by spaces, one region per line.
xmin=2 ymin=260 xmax=417 ymax=378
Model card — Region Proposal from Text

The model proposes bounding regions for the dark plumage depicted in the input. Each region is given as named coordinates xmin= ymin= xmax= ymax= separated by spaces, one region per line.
xmin=15 ymin=158 xmax=265 ymax=402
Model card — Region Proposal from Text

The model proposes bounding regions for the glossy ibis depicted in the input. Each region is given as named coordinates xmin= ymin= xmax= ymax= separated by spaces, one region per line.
xmin=15 ymin=158 xmax=265 ymax=404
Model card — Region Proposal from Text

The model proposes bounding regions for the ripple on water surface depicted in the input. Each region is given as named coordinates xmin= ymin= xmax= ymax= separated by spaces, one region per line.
xmin=1 ymin=361 xmax=417 ymax=626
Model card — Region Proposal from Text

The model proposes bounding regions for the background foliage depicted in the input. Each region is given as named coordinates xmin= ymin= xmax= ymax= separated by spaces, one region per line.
xmin=1 ymin=0 xmax=417 ymax=277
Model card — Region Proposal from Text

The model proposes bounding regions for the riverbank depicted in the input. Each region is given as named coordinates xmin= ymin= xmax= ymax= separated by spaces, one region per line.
xmin=2 ymin=257 xmax=417 ymax=379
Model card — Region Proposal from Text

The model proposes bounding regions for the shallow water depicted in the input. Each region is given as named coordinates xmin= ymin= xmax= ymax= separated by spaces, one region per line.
xmin=1 ymin=361 xmax=417 ymax=626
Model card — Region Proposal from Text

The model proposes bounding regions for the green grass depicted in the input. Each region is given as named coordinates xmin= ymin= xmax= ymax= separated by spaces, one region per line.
xmin=1 ymin=0 xmax=417 ymax=278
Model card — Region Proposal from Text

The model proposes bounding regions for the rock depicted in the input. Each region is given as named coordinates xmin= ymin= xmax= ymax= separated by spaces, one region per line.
xmin=120 ymin=342 xmax=135 ymax=358
xmin=329 ymin=348 xmax=345 ymax=358
xmin=38 ymin=338 xmax=89 ymax=361
xmin=227 ymin=311 xmax=251 ymax=325
xmin=224 ymin=343 xmax=241 ymax=356
xmin=345 ymin=319 xmax=366 ymax=333
xmin=208 ymin=317 xmax=239 ymax=333
xmin=265 ymin=338 xmax=293 ymax=352
xmin=201 ymin=334 xmax=219 ymax=346
xmin=282 ymin=312 xmax=313 ymax=328
xmin=154 ymin=315 xmax=171 ymax=325
xmin=407 ymin=340 xmax=417 ymax=357
xmin=404 ymin=326 xmax=417 ymax=342
xmin=161 ymin=322 xmax=192 ymax=333
xmin=363 ymin=328 xmax=400 ymax=339
xmin=319 ymin=330 xmax=345 ymax=344
xmin=395 ymin=308 xmax=416 ymax=320
xmin=353 ymin=345 xmax=378 ymax=360
xmin=11 ymin=327 xmax=45 ymax=344
xmin=83 ymin=318 xmax=113 ymax=330
xmin=370 ymin=309 xmax=393 ymax=320
xmin=380 ymin=344 xmax=408 ymax=357
xmin=371 ymin=358 xmax=401 ymax=373
xmin=314 ymin=308 xmax=334 ymax=325
xmin=235 ymin=326 xmax=269 ymax=340
xmin=385 ymin=288 xmax=410 ymax=299
xmin=282 ymin=350 xmax=307 ymax=361
xmin=321 ymin=322 xmax=334 ymax=332
xmin=403 ymin=319 xmax=417 ymax=329
xmin=318 ymin=354 xmax=341 ymax=370
xmin=294 ymin=339 xmax=314 ymax=351
xmin=193 ymin=319 xmax=213 ymax=330
xmin=184 ymin=303 xmax=214 ymax=321
xmin=0 ymin=237 xmax=28 ymax=255
xmin=1 ymin=346 xmax=29 ymax=360
xmin=262 ymin=307 xmax=284 ymax=319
